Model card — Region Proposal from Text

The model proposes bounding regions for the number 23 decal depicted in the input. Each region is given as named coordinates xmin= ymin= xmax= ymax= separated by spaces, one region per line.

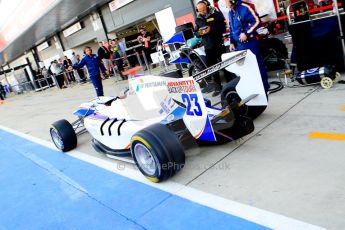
xmin=181 ymin=94 xmax=202 ymax=116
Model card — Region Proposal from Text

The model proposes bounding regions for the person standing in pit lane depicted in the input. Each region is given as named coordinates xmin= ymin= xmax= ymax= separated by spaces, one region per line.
xmin=97 ymin=41 xmax=111 ymax=72
xmin=69 ymin=47 xmax=108 ymax=97
xmin=226 ymin=0 xmax=270 ymax=92
xmin=137 ymin=27 xmax=153 ymax=66
xmin=195 ymin=0 xmax=227 ymax=97
xmin=63 ymin=56 xmax=75 ymax=82
xmin=110 ymin=39 xmax=125 ymax=79
xmin=51 ymin=60 xmax=66 ymax=89
xmin=0 ymin=82 xmax=5 ymax=101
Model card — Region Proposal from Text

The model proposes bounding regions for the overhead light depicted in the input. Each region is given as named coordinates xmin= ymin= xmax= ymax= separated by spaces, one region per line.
xmin=145 ymin=16 xmax=155 ymax=22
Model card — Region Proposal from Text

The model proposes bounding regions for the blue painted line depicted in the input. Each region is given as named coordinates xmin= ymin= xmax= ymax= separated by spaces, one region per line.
xmin=0 ymin=129 xmax=270 ymax=230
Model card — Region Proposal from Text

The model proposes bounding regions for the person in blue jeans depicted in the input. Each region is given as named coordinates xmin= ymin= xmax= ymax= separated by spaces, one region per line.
xmin=69 ymin=47 xmax=108 ymax=97
xmin=226 ymin=0 xmax=269 ymax=92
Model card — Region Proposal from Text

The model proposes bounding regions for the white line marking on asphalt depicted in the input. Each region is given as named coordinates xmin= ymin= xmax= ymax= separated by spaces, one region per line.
xmin=0 ymin=125 xmax=325 ymax=230
xmin=20 ymin=151 xmax=88 ymax=200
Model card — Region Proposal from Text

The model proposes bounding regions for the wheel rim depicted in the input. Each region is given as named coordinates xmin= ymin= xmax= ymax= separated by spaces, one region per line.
xmin=50 ymin=128 xmax=64 ymax=150
xmin=321 ymin=77 xmax=333 ymax=89
xmin=134 ymin=143 xmax=157 ymax=176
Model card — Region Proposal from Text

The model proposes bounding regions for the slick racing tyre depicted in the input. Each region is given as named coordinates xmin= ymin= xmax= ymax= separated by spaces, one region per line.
xmin=131 ymin=124 xmax=185 ymax=183
xmin=221 ymin=78 xmax=267 ymax=120
xmin=188 ymin=58 xmax=207 ymax=77
xmin=50 ymin=119 xmax=77 ymax=152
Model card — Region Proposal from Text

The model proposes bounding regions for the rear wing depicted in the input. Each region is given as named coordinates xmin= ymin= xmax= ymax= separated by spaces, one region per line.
xmin=192 ymin=50 xmax=267 ymax=106
xmin=192 ymin=51 xmax=247 ymax=82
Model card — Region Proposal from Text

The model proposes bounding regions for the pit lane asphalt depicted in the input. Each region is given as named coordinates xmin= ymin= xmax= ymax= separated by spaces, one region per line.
xmin=0 ymin=74 xmax=344 ymax=229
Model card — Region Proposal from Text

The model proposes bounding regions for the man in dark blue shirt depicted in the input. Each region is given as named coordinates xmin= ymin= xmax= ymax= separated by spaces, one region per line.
xmin=69 ymin=47 xmax=108 ymax=97
xmin=227 ymin=0 xmax=269 ymax=92
xmin=195 ymin=1 xmax=226 ymax=97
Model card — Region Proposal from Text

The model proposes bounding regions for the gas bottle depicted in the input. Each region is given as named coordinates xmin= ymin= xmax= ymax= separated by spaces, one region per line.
xmin=294 ymin=65 xmax=336 ymax=85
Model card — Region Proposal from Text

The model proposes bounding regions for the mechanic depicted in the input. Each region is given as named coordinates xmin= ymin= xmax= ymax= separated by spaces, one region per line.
xmin=226 ymin=0 xmax=270 ymax=92
xmin=69 ymin=47 xmax=108 ymax=97
xmin=195 ymin=0 xmax=226 ymax=97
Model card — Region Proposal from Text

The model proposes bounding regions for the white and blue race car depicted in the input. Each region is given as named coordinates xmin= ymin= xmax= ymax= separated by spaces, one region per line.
xmin=50 ymin=51 xmax=268 ymax=183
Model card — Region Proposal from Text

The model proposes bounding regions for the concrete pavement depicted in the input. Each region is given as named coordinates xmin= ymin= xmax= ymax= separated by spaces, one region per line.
xmin=0 ymin=75 xmax=344 ymax=229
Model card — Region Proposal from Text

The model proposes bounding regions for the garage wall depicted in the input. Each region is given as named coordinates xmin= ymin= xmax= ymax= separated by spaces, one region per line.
xmin=70 ymin=40 xmax=100 ymax=58
xmin=9 ymin=52 xmax=36 ymax=70
xmin=37 ymin=38 xmax=64 ymax=62
xmin=60 ymin=16 xmax=107 ymax=51
xmin=102 ymin=0 xmax=195 ymax=32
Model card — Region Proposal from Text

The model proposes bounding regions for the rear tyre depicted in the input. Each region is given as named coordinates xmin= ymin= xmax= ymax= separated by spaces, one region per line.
xmin=188 ymin=65 xmax=199 ymax=77
xmin=189 ymin=63 xmax=208 ymax=89
xmin=131 ymin=124 xmax=185 ymax=183
xmin=221 ymin=79 xmax=267 ymax=120
xmin=50 ymin=119 xmax=77 ymax=152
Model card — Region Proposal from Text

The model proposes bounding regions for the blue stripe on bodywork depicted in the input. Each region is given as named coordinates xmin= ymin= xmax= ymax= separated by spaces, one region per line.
xmin=197 ymin=116 xmax=217 ymax=142
xmin=73 ymin=109 xmax=95 ymax=117
xmin=160 ymin=106 xmax=186 ymax=125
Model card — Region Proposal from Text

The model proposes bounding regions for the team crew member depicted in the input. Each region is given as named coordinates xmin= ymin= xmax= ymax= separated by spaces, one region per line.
xmin=226 ymin=0 xmax=269 ymax=92
xmin=195 ymin=0 xmax=226 ymax=96
xmin=69 ymin=47 xmax=108 ymax=97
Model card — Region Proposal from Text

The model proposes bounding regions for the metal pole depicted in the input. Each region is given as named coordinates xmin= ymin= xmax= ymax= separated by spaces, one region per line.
xmin=31 ymin=49 xmax=41 ymax=70
xmin=56 ymin=33 xmax=66 ymax=51
xmin=190 ymin=0 xmax=197 ymax=19
xmin=44 ymin=76 xmax=50 ymax=88
xmin=334 ymin=0 xmax=345 ymax=67
xmin=97 ymin=10 xmax=109 ymax=41
xmin=25 ymin=57 xmax=37 ymax=90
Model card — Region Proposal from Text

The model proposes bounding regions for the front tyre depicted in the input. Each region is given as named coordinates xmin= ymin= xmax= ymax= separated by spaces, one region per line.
xmin=131 ymin=124 xmax=185 ymax=183
xmin=50 ymin=119 xmax=77 ymax=152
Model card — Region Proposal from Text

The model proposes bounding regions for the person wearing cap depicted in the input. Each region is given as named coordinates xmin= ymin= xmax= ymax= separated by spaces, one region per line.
xmin=195 ymin=0 xmax=227 ymax=97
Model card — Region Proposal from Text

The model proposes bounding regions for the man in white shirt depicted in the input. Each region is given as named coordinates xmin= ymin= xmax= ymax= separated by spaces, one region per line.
xmin=51 ymin=60 xmax=66 ymax=89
